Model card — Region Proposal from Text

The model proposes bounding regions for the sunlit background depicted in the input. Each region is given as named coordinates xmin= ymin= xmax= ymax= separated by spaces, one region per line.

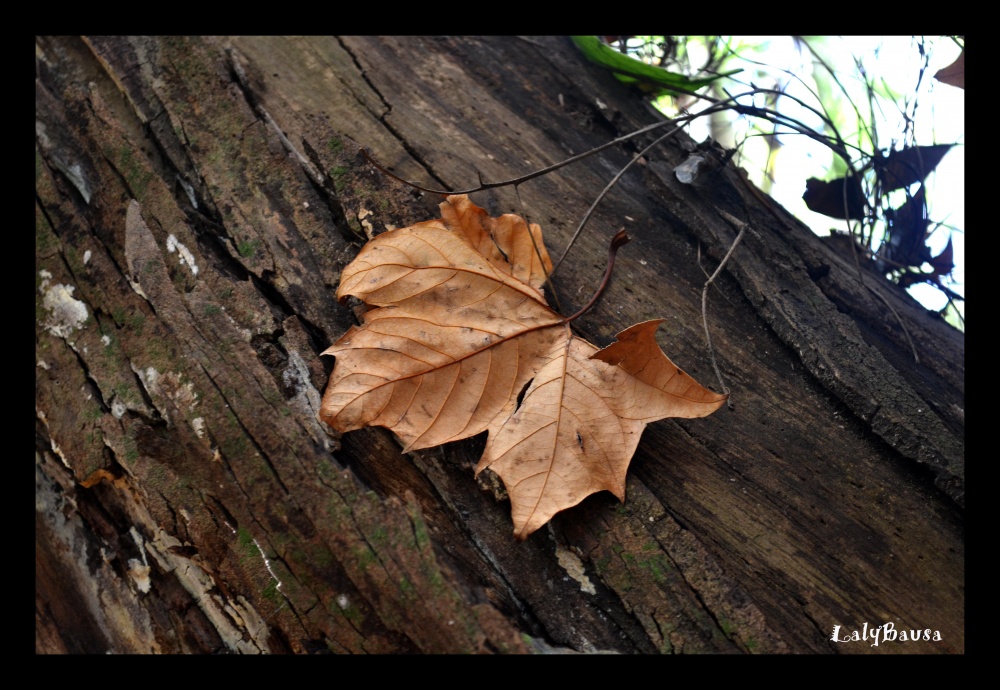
xmin=636 ymin=36 xmax=964 ymax=328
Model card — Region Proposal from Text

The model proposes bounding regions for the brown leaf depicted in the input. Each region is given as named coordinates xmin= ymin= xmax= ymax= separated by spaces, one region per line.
xmin=480 ymin=319 xmax=729 ymax=538
xmin=802 ymin=176 xmax=867 ymax=220
xmin=884 ymin=185 xmax=930 ymax=268
xmin=321 ymin=196 xmax=727 ymax=538
xmin=928 ymin=236 xmax=955 ymax=277
xmin=935 ymin=50 xmax=964 ymax=89
xmin=875 ymin=144 xmax=954 ymax=191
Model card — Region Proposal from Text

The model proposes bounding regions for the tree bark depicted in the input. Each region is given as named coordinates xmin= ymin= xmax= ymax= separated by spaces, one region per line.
xmin=36 ymin=36 xmax=963 ymax=654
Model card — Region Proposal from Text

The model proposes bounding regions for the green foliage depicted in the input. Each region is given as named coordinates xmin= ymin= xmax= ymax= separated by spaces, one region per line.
xmin=237 ymin=239 xmax=260 ymax=258
xmin=571 ymin=36 xmax=740 ymax=97
xmin=330 ymin=166 xmax=349 ymax=192
xmin=237 ymin=527 xmax=256 ymax=554
xmin=262 ymin=578 xmax=280 ymax=602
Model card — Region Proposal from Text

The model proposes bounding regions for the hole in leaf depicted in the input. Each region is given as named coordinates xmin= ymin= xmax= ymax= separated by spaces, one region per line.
xmin=515 ymin=378 xmax=533 ymax=411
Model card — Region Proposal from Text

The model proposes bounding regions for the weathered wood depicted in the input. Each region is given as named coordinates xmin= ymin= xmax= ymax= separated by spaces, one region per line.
xmin=36 ymin=36 xmax=963 ymax=654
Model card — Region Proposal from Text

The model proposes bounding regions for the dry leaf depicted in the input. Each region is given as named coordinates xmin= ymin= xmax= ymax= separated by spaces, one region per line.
xmin=320 ymin=195 xmax=727 ymax=538
xmin=928 ymin=236 xmax=955 ymax=277
xmin=875 ymin=144 xmax=954 ymax=192
xmin=934 ymin=50 xmax=964 ymax=89
xmin=802 ymin=176 xmax=867 ymax=220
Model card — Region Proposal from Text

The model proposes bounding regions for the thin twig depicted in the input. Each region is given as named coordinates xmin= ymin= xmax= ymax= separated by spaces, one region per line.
xmin=703 ymin=210 xmax=747 ymax=409
xmin=362 ymin=85 xmax=857 ymax=254
xmin=697 ymin=242 xmax=736 ymax=308
xmin=946 ymin=296 xmax=965 ymax=329
xmin=843 ymin=224 xmax=921 ymax=364
xmin=551 ymin=122 xmax=688 ymax=275
xmin=866 ymin=283 xmax=921 ymax=365
xmin=797 ymin=38 xmax=870 ymax=150
xmin=697 ymin=242 xmax=711 ymax=280
xmin=360 ymin=112 xmax=714 ymax=197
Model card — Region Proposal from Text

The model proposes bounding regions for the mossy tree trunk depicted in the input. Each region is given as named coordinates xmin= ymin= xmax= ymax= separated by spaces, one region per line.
xmin=36 ymin=36 xmax=963 ymax=654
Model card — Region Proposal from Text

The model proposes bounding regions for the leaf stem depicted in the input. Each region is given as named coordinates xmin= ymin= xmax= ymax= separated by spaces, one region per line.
xmin=565 ymin=229 xmax=630 ymax=323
